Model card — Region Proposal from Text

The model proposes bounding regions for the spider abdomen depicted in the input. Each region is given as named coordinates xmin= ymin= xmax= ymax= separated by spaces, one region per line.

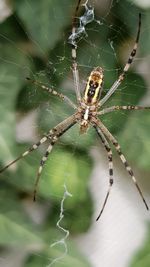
xmin=83 ymin=66 xmax=103 ymax=105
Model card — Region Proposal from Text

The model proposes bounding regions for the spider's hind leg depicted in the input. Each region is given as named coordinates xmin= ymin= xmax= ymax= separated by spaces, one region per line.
xmin=33 ymin=141 xmax=56 ymax=201
xmin=95 ymin=119 xmax=149 ymax=211
xmin=94 ymin=126 xmax=114 ymax=221
xmin=113 ymin=140 xmax=149 ymax=211
xmin=33 ymin=113 xmax=77 ymax=200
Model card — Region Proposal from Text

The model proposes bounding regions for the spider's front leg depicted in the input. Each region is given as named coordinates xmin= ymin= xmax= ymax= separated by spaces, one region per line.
xmin=100 ymin=13 xmax=141 ymax=106
xmin=26 ymin=77 xmax=77 ymax=110
xmin=68 ymin=0 xmax=82 ymax=103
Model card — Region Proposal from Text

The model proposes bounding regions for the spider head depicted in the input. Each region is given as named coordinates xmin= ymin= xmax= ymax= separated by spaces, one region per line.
xmin=83 ymin=67 xmax=104 ymax=105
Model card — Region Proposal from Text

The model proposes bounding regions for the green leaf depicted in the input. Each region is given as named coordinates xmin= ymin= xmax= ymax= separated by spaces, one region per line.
xmin=0 ymin=186 xmax=43 ymax=245
xmin=140 ymin=10 xmax=150 ymax=56
xmin=39 ymin=147 xmax=92 ymax=207
xmin=49 ymin=191 xmax=93 ymax=233
xmin=0 ymin=45 xmax=30 ymax=165
xmin=1 ymin=144 xmax=42 ymax=193
xmin=0 ymin=214 xmax=42 ymax=245
xmin=15 ymin=0 xmax=75 ymax=53
xmin=2 ymin=144 xmax=92 ymax=207
xmin=25 ymin=239 xmax=92 ymax=267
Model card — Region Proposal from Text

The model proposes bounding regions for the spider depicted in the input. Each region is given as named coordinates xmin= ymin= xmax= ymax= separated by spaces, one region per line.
xmin=0 ymin=0 xmax=149 ymax=221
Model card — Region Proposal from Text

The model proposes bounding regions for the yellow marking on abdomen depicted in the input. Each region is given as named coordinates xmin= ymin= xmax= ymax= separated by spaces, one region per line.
xmin=83 ymin=67 xmax=104 ymax=104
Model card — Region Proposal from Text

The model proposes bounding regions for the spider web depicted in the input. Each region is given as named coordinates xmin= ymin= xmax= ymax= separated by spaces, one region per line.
xmin=0 ymin=1 xmax=150 ymax=267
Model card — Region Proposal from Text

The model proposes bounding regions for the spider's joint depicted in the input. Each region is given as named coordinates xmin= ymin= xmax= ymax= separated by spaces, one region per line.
xmin=110 ymin=178 xmax=113 ymax=185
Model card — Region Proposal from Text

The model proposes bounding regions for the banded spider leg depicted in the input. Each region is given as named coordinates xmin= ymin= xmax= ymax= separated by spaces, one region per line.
xmin=0 ymin=114 xmax=77 ymax=200
xmin=92 ymin=118 xmax=149 ymax=220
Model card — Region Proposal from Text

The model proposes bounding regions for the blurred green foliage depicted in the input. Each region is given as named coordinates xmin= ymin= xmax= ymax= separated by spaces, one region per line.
xmin=0 ymin=0 xmax=150 ymax=266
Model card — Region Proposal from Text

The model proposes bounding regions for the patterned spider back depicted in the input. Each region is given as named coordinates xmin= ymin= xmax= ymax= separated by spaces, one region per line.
xmin=83 ymin=67 xmax=104 ymax=105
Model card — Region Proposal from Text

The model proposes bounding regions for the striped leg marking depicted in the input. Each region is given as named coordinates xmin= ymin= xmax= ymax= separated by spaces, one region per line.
xmin=100 ymin=14 xmax=141 ymax=106
xmin=114 ymin=143 xmax=149 ymax=210
xmin=33 ymin=114 xmax=77 ymax=200
xmin=122 ymin=14 xmax=141 ymax=74
xmin=98 ymin=105 xmax=150 ymax=115
xmin=95 ymin=119 xmax=149 ymax=211
xmin=0 ymin=136 xmax=48 ymax=173
xmin=70 ymin=0 xmax=82 ymax=102
xmin=95 ymin=126 xmax=114 ymax=221
xmin=26 ymin=78 xmax=76 ymax=109
xmin=26 ymin=77 xmax=64 ymax=98
xmin=0 ymin=114 xmax=77 ymax=174
xmin=33 ymin=141 xmax=56 ymax=201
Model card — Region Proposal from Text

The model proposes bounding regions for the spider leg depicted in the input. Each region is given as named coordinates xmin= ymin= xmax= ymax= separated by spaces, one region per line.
xmin=70 ymin=0 xmax=82 ymax=103
xmin=0 ymin=136 xmax=48 ymax=173
xmin=33 ymin=141 xmax=55 ymax=201
xmin=94 ymin=126 xmax=114 ymax=221
xmin=100 ymin=13 xmax=141 ymax=106
xmin=26 ymin=77 xmax=77 ymax=109
xmin=98 ymin=105 xmax=150 ymax=115
xmin=33 ymin=113 xmax=77 ymax=200
xmin=0 ymin=113 xmax=77 ymax=173
xmin=93 ymin=118 xmax=149 ymax=211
